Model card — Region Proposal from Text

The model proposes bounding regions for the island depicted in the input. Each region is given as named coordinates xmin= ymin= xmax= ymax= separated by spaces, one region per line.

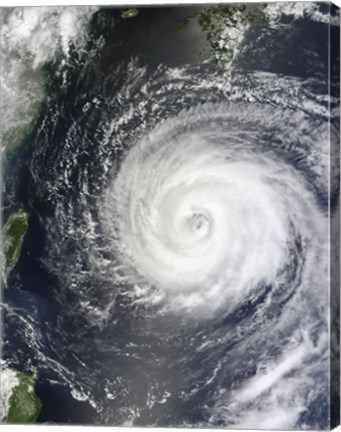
xmin=121 ymin=8 xmax=139 ymax=19
xmin=2 ymin=209 xmax=30 ymax=287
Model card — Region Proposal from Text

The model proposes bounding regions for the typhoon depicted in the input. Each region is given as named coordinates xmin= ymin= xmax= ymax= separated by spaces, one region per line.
xmin=104 ymin=103 xmax=327 ymax=316
xmin=1 ymin=3 xmax=339 ymax=429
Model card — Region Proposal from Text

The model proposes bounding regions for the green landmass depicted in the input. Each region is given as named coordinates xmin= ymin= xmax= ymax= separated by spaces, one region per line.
xmin=121 ymin=8 xmax=139 ymax=19
xmin=177 ymin=5 xmax=267 ymax=62
xmin=2 ymin=209 xmax=30 ymax=287
xmin=3 ymin=370 xmax=42 ymax=423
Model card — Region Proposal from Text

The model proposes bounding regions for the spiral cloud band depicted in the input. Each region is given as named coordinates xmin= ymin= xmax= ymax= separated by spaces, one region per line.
xmin=103 ymin=102 xmax=327 ymax=316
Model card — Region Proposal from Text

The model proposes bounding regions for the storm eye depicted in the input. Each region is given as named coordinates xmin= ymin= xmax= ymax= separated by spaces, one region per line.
xmin=188 ymin=212 xmax=209 ymax=233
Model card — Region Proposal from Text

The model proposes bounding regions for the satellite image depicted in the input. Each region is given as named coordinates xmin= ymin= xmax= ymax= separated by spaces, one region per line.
xmin=1 ymin=2 xmax=340 ymax=428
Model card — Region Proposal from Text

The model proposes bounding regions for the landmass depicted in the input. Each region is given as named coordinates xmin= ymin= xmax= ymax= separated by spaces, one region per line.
xmin=2 ymin=209 xmax=30 ymax=287
xmin=121 ymin=8 xmax=139 ymax=19
xmin=0 ymin=367 xmax=42 ymax=423
xmin=2 ymin=67 xmax=47 ymax=157
xmin=177 ymin=4 xmax=267 ymax=62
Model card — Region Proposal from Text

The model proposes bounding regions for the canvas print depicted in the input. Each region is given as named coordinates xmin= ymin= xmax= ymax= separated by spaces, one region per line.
xmin=0 ymin=2 xmax=340 ymax=429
